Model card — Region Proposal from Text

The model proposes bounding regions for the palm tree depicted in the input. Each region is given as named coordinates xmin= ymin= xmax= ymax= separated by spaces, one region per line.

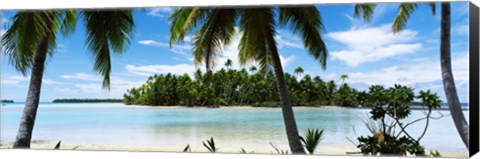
xmin=340 ymin=74 xmax=348 ymax=84
xmin=293 ymin=66 xmax=304 ymax=79
xmin=2 ymin=10 xmax=134 ymax=148
xmin=249 ymin=65 xmax=257 ymax=74
xmin=169 ymin=7 xmax=328 ymax=154
xmin=225 ymin=59 xmax=233 ymax=69
xmin=355 ymin=3 xmax=469 ymax=148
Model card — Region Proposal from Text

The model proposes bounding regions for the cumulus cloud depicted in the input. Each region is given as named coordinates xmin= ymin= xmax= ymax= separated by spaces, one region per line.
xmin=138 ymin=40 xmax=191 ymax=56
xmin=327 ymin=24 xmax=422 ymax=67
xmin=54 ymin=87 xmax=79 ymax=95
xmin=1 ymin=75 xmax=29 ymax=85
xmin=73 ymin=77 xmax=145 ymax=97
xmin=327 ymin=52 xmax=469 ymax=101
xmin=138 ymin=28 xmax=298 ymax=72
xmin=60 ymin=73 xmax=101 ymax=81
xmin=147 ymin=7 xmax=174 ymax=17
xmin=125 ymin=64 xmax=196 ymax=76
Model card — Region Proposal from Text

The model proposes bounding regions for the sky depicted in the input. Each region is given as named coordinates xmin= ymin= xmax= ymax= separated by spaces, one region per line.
xmin=0 ymin=2 xmax=471 ymax=102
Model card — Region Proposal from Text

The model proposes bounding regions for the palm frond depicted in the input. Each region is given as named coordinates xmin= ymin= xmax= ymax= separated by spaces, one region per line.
xmin=392 ymin=3 xmax=418 ymax=33
xmin=300 ymin=128 xmax=324 ymax=154
xmin=183 ymin=144 xmax=191 ymax=152
xmin=2 ymin=12 xmax=62 ymax=75
xmin=238 ymin=8 xmax=275 ymax=71
xmin=60 ymin=10 xmax=77 ymax=36
xmin=81 ymin=10 xmax=135 ymax=89
xmin=278 ymin=6 xmax=328 ymax=69
xmin=354 ymin=4 xmax=376 ymax=22
xmin=169 ymin=7 xmax=207 ymax=46
xmin=191 ymin=9 xmax=237 ymax=71
xmin=202 ymin=137 xmax=218 ymax=152
xmin=427 ymin=2 xmax=436 ymax=15
xmin=54 ymin=141 xmax=61 ymax=149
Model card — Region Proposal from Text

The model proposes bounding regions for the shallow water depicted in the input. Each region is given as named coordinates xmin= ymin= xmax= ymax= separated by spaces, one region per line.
xmin=0 ymin=103 xmax=469 ymax=152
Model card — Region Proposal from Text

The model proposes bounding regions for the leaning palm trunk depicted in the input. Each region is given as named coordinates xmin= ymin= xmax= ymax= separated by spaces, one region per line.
xmin=440 ymin=2 xmax=469 ymax=149
xmin=267 ymin=35 xmax=305 ymax=154
xmin=12 ymin=37 xmax=50 ymax=148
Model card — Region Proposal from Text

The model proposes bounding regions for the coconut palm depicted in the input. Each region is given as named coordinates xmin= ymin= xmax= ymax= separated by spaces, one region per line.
xmin=355 ymin=2 xmax=469 ymax=148
xmin=249 ymin=65 xmax=257 ymax=74
xmin=2 ymin=10 xmax=134 ymax=148
xmin=224 ymin=59 xmax=232 ymax=69
xmin=340 ymin=74 xmax=348 ymax=84
xmin=293 ymin=66 xmax=304 ymax=79
xmin=169 ymin=7 xmax=328 ymax=154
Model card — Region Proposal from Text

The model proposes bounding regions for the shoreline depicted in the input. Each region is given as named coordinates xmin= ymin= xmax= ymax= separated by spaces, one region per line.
xmin=124 ymin=104 xmax=469 ymax=111
xmin=0 ymin=141 xmax=468 ymax=158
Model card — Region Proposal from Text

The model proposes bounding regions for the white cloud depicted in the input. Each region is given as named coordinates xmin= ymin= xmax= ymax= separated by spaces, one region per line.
xmin=347 ymin=53 xmax=469 ymax=89
xmin=138 ymin=28 xmax=297 ymax=72
xmin=148 ymin=7 xmax=174 ymax=17
xmin=138 ymin=40 xmax=192 ymax=56
xmin=43 ymin=79 xmax=63 ymax=85
xmin=125 ymin=64 xmax=196 ymax=76
xmin=275 ymin=34 xmax=303 ymax=49
xmin=453 ymin=24 xmax=468 ymax=36
xmin=74 ymin=77 xmax=145 ymax=97
xmin=138 ymin=40 xmax=169 ymax=47
xmin=1 ymin=75 xmax=61 ymax=86
xmin=327 ymin=24 xmax=422 ymax=67
xmin=1 ymin=75 xmax=28 ymax=85
xmin=60 ymin=73 xmax=101 ymax=81
xmin=315 ymin=52 xmax=469 ymax=102
xmin=54 ymin=87 xmax=79 ymax=95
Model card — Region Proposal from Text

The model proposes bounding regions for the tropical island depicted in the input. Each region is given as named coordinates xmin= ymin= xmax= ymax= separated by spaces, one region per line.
xmin=52 ymin=98 xmax=124 ymax=103
xmin=124 ymin=64 xmax=459 ymax=111
xmin=0 ymin=100 xmax=14 ymax=103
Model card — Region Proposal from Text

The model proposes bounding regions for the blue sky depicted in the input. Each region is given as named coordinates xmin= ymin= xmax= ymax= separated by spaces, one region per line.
xmin=0 ymin=2 xmax=470 ymax=102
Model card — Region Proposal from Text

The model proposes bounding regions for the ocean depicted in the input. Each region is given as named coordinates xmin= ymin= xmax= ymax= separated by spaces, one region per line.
xmin=0 ymin=103 xmax=469 ymax=153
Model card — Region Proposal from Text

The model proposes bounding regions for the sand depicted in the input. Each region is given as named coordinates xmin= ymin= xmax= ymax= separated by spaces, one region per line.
xmin=0 ymin=141 xmax=468 ymax=158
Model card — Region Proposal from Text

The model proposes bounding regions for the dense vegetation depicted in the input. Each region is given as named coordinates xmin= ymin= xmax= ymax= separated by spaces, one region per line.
xmin=52 ymin=98 xmax=123 ymax=103
xmin=124 ymin=64 xmax=438 ymax=108
xmin=123 ymin=64 xmax=362 ymax=107
xmin=352 ymin=85 xmax=443 ymax=156
xmin=1 ymin=100 xmax=14 ymax=103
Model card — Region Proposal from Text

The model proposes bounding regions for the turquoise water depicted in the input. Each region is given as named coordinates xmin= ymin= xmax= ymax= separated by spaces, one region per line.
xmin=0 ymin=103 xmax=469 ymax=152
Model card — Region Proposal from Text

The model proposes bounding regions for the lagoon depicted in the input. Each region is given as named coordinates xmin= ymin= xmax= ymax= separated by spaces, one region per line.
xmin=0 ymin=103 xmax=469 ymax=154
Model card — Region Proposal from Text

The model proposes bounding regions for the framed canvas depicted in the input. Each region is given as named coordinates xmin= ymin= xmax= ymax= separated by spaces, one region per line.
xmin=0 ymin=0 xmax=478 ymax=158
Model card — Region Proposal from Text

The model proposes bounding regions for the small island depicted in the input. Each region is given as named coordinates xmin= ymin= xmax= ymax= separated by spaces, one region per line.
xmin=1 ymin=100 xmax=14 ymax=103
xmin=52 ymin=98 xmax=123 ymax=103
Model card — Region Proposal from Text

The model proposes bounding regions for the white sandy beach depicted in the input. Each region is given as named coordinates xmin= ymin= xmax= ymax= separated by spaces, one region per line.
xmin=0 ymin=141 xmax=468 ymax=158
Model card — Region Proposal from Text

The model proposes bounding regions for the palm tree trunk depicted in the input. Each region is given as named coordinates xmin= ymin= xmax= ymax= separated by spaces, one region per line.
xmin=267 ymin=37 xmax=305 ymax=154
xmin=12 ymin=37 xmax=49 ymax=148
xmin=440 ymin=2 xmax=469 ymax=149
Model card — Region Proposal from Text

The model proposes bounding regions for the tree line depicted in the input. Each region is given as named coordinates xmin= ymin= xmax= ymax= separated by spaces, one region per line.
xmin=52 ymin=98 xmax=123 ymax=103
xmin=123 ymin=64 xmax=425 ymax=108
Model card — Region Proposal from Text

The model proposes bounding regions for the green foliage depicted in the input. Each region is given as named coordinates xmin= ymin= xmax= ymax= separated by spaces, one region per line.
xmin=430 ymin=150 xmax=442 ymax=157
xmin=269 ymin=142 xmax=289 ymax=154
xmin=183 ymin=144 xmax=191 ymax=152
xmin=124 ymin=65 xmax=364 ymax=107
xmin=203 ymin=137 xmax=218 ymax=153
xmin=81 ymin=10 xmax=135 ymax=89
xmin=52 ymin=98 xmax=123 ymax=103
xmin=300 ymin=128 xmax=324 ymax=154
xmin=240 ymin=148 xmax=254 ymax=154
xmin=0 ymin=100 xmax=14 ymax=103
xmin=54 ymin=141 xmax=61 ymax=150
xmin=355 ymin=84 xmax=443 ymax=156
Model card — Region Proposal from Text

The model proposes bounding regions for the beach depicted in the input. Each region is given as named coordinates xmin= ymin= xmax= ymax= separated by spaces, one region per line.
xmin=0 ymin=141 xmax=468 ymax=158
